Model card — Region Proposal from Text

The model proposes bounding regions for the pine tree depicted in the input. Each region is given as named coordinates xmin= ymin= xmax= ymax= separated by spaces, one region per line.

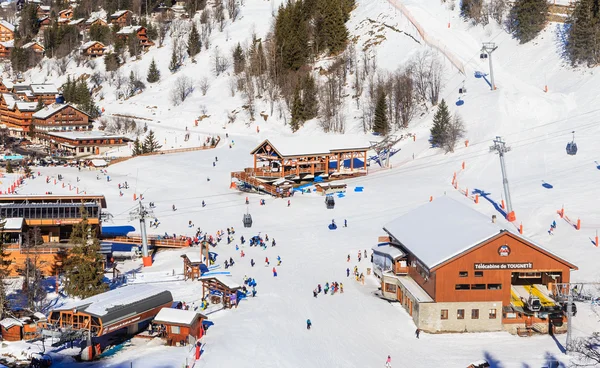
xmin=302 ymin=74 xmax=318 ymax=120
xmin=147 ymin=58 xmax=160 ymax=83
xmin=566 ymin=0 xmax=600 ymax=66
xmin=373 ymin=89 xmax=388 ymax=135
xmin=317 ymin=0 xmax=349 ymax=55
xmin=132 ymin=137 xmax=143 ymax=156
xmin=35 ymin=99 xmax=43 ymax=112
xmin=143 ymin=130 xmax=162 ymax=153
xmin=508 ymin=0 xmax=548 ymax=44
xmin=290 ymin=86 xmax=305 ymax=132
xmin=430 ymin=99 xmax=451 ymax=148
xmin=232 ymin=43 xmax=245 ymax=74
xmin=62 ymin=208 xmax=107 ymax=299
xmin=275 ymin=1 xmax=310 ymax=71
xmin=169 ymin=47 xmax=179 ymax=73
xmin=5 ymin=160 xmax=13 ymax=173
xmin=187 ymin=23 xmax=201 ymax=61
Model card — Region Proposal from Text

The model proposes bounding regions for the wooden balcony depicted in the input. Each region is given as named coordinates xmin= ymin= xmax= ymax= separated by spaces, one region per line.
xmin=394 ymin=261 xmax=408 ymax=275
xmin=248 ymin=164 xmax=328 ymax=178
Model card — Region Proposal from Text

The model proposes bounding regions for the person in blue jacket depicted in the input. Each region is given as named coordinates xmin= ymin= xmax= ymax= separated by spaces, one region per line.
xmin=306 ymin=319 xmax=312 ymax=330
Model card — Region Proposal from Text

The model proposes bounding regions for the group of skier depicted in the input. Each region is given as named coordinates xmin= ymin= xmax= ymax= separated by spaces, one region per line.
xmin=313 ymin=281 xmax=344 ymax=297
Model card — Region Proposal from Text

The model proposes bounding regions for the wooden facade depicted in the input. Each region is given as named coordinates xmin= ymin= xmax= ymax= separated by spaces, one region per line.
xmin=37 ymin=131 xmax=130 ymax=157
xmin=38 ymin=17 xmax=51 ymax=31
xmin=81 ymin=41 xmax=105 ymax=57
xmin=86 ymin=17 xmax=108 ymax=29
xmin=117 ymin=26 xmax=154 ymax=49
xmin=32 ymin=104 xmax=92 ymax=133
xmin=200 ymin=277 xmax=241 ymax=309
xmin=111 ymin=10 xmax=132 ymax=27
xmin=0 ymin=41 xmax=12 ymax=59
xmin=58 ymin=8 xmax=73 ymax=20
xmin=0 ymin=21 xmax=14 ymax=42
xmin=152 ymin=309 xmax=206 ymax=346
xmin=0 ymin=95 xmax=37 ymax=136
xmin=0 ymin=315 xmax=47 ymax=341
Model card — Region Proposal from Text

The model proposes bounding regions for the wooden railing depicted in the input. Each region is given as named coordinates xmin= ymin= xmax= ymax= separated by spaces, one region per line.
xmin=231 ymin=171 xmax=285 ymax=197
xmin=109 ymin=236 xmax=189 ymax=248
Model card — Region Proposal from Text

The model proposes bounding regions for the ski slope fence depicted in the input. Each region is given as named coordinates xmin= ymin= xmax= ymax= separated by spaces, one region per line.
xmin=387 ymin=0 xmax=466 ymax=75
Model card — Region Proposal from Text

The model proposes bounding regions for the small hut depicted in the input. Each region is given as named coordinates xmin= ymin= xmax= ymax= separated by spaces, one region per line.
xmin=152 ymin=308 xmax=207 ymax=346
xmin=315 ymin=182 xmax=347 ymax=196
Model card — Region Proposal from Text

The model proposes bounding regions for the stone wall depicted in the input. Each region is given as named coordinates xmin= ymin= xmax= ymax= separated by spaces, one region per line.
xmin=418 ymin=301 xmax=503 ymax=333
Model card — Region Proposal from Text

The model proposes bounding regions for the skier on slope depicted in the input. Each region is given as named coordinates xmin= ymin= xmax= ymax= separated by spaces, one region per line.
xmin=385 ymin=355 xmax=391 ymax=368
xmin=306 ymin=319 xmax=312 ymax=330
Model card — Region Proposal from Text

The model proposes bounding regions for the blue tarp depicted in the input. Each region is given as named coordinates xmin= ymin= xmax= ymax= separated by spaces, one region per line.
xmin=329 ymin=158 xmax=364 ymax=169
xmin=3 ymin=155 xmax=23 ymax=161
xmin=102 ymin=225 xmax=135 ymax=237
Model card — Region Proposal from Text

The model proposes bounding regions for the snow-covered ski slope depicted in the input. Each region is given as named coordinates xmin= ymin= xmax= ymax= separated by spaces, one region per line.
xmin=11 ymin=0 xmax=600 ymax=366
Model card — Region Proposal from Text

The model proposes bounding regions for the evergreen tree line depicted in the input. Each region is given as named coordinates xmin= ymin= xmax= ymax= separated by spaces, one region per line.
xmin=61 ymin=77 xmax=100 ymax=118
xmin=43 ymin=24 xmax=81 ymax=59
xmin=132 ymin=130 xmax=162 ymax=156
xmin=565 ymin=0 xmax=600 ymax=66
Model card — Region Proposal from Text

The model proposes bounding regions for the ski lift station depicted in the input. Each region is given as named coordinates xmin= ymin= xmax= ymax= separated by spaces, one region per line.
xmin=372 ymin=197 xmax=578 ymax=336
xmin=231 ymin=136 xmax=371 ymax=197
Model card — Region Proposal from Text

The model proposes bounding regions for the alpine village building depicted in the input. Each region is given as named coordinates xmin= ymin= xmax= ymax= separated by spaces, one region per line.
xmin=373 ymin=196 xmax=577 ymax=336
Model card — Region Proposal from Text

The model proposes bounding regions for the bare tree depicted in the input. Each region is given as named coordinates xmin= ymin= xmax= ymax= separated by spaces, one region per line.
xmin=171 ymin=75 xmax=194 ymax=105
xmin=410 ymin=51 xmax=431 ymax=103
xmin=488 ymin=0 xmax=507 ymax=24
xmin=213 ymin=47 xmax=230 ymax=76
xmin=228 ymin=78 xmax=237 ymax=97
xmin=55 ymin=57 xmax=69 ymax=74
xmin=394 ymin=68 xmax=417 ymax=128
xmin=226 ymin=0 xmax=240 ymax=21
xmin=199 ymin=76 xmax=210 ymax=95
xmin=427 ymin=54 xmax=444 ymax=105
xmin=242 ymin=72 xmax=256 ymax=120
xmin=443 ymin=113 xmax=466 ymax=153
xmin=569 ymin=333 xmax=600 ymax=367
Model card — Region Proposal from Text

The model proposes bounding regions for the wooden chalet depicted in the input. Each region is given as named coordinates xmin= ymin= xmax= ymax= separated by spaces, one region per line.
xmin=231 ymin=137 xmax=371 ymax=197
xmin=116 ymin=26 xmax=154 ymax=49
xmin=27 ymin=84 xmax=59 ymax=104
xmin=0 ymin=20 xmax=14 ymax=42
xmin=199 ymin=276 xmax=241 ymax=309
xmin=68 ymin=18 xmax=86 ymax=31
xmin=152 ymin=308 xmax=207 ymax=346
xmin=23 ymin=41 xmax=45 ymax=54
xmin=85 ymin=16 xmax=108 ymax=29
xmin=48 ymin=285 xmax=173 ymax=337
xmin=315 ymin=182 xmax=347 ymax=195
xmin=38 ymin=16 xmax=51 ymax=31
xmin=32 ymin=103 xmax=93 ymax=134
xmin=0 ymin=40 xmax=13 ymax=58
xmin=36 ymin=5 xmax=51 ymax=18
xmin=58 ymin=8 xmax=73 ymax=20
xmin=36 ymin=130 xmax=130 ymax=157
xmin=110 ymin=9 xmax=132 ymax=27
xmin=0 ymin=313 xmax=47 ymax=341
xmin=0 ymin=93 xmax=38 ymax=137
xmin=80 ymin=41 xmax=105 ymax=57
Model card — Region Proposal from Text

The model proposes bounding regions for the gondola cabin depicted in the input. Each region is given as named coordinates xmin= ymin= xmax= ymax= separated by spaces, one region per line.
xmin=152 ymin=308 xmax=207 ymax=346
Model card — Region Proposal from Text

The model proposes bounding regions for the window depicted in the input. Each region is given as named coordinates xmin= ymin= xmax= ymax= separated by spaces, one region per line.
xmin=459 ymin=271 xmax=468 ymax=277
xmin=384 ymin=283 xmax=397 ymax=293
xmin=471 ymin=284 xmax=486 ymax=290
xmin=171 ymin=326 xmax=180 ymax=334
xmin=441 ymin=309 xmax=448 ymax=320
xmin=455 ymin=284 xmax=470 ymax=290
xmin=457 ymin=309 xmax=465 ymax=319
xmin=471 ymin=309 xmax=479 ymax=319
xmin=489 ymin=309 xmax=497 ymax=319
xmin=487 ymin=284 xmax=502 ymax=290
xmin=475 ymin=271 xmax=484 ymax=277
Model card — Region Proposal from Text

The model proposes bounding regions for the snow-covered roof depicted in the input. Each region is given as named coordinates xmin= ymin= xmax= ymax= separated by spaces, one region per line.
xmin=117 ymin=25 xmax=142 ymax=35
xmin=0 ymin=317 xmax=23 ymax=329
xmin=33 ymin=103 xmax=79 ymax=119
xmin=251 ymin=136 xmax=372 ymax=157
xmin=153 ymin=308 xmax=206 ymax=326
xmin=371 ymin=244 xmax=405 ymax=260
xmin=16 ymin=102 xmax=38 ymax=111
xmin=69 ymin=18 xmax=85 ymax=25
xmin=0 ymin=40 xmax=14 ymax=48
xmin=111 ymin=9 xmax=130 ymax=18
xmin=2 ymin=80 xmax=13 ymax=89
xmin=91 ymin=159 xmax=107 ymax=167
xmin=22 ymin=41 xmax=43 ymax=50
xmin=81 ymin=41 xmax=104 ymax=50
xmin=0 ymin=20 xmax=14 ymax=32
xmin=33 ymin=312 xmax=47 ymax=320
xmin=383 ymin=197 xmax=503 ymax=270
xmin=30 ymin=84 xmax=58 ymax=95
xmin=39 ymin=5 xmax=51 ymax=11
xmin=45 ymin=131 xmax=128 ymax=141
xmin=198 ymin=275 xmax=241 ymax=290
xmin=54 ymin=285 xmax=172 ymax=318
xmin=2 ymin=93 xmax=15 ymax=108
xmin=58 ymin=8 xmax=72 ymax=15
xmin=2 ymin=217 xmax=24 ymax=230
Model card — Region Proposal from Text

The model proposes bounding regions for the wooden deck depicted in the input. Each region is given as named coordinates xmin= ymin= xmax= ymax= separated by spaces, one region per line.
xmin=105 ymin=236 xmax=190 ymax=248
xmin=231 ymin=171 xmax=285 ymax=197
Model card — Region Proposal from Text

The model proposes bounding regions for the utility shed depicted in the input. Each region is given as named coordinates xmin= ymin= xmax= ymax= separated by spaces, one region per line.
xmin=48 ymin=285 xmax=173 ymax=337
xmin=152 ymin=308 xmax=207 ymax=346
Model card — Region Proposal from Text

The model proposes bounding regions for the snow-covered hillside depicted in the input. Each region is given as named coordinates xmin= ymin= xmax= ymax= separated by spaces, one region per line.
xmin=3 ymin=0 xmax=600 ymax=366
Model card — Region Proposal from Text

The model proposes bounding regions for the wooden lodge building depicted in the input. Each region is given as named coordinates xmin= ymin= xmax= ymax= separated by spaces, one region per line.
xmin=110 ymin=10 xmax=133 ymax=27
xmin=32 ymin=103 xmax=93 ymax=133
xmin=152 ymin=308 xmax=207 ymax=346
xmin=0 ymin=93 xmax=39 ymax=137
xmin=116 ymin=26 xmax=154 ymax=49
xmin=37 ymin=130 xmax=130 ymax=157
xmin=48 ymin=285 xmax=173 ymax=337
xmin=374 ymin=197 xmax=577 ymax=335
xmin=231 ymin=137 xmax=371 ymax=197
xmin=80 ymin=41 xmax=105 ymax=57
xmin=0 ymin=20 xmax=14 ymax=43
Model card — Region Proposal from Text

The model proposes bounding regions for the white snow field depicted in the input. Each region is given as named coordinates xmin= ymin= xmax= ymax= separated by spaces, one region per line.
xmin=4 ymin=0 xmax=600 ymax=366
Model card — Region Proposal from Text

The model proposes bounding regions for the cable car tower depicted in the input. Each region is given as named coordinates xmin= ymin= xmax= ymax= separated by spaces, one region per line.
xmin=481 ymin=42 xmax=498 ymax=91
xmin=129 ymin=201 xmax=154 ymax=267
xmin=490 ymin=136 xmax=516 ymax=222
xmin=370 ymin=135 xmax=402 ymax=168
